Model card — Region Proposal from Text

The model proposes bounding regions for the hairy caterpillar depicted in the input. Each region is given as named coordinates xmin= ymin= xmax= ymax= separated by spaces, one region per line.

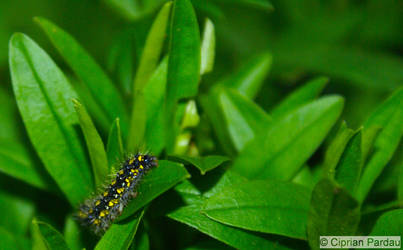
xmin=77 ymin=154 xmax=158 ymax=235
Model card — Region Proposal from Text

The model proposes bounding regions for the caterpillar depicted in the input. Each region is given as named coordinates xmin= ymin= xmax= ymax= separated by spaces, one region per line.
xmin=77 ymin=154 xmax=158 ymax=235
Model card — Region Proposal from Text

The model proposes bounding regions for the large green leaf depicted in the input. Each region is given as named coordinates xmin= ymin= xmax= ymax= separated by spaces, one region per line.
xmin=127 ymin=92 xmax=147 ymax=152
xmin=133 ymin=2 xmax=172 ymax=92
xmin=35 ymin=17 xmax=129 ymax=135
xmin=168 ymin=170 xmax=296 ymax=249
xmin=165 ymin=0 xmax=200 ymax=152
xmin=221 ymin=52 xmax=272 ymax=99
xmin=232 ymin=96 xmax=344 ymax=180
xmin=0 ymin=139 xmax=51 ymax=190
xmin=356 ymin=87 xmax=403 ymax=202
xmin=9 ymin=33 xmax=93 ymax=206
xmin=369 ymin=209 xmax=403 ymax=237
xmin=95 ymin=210 xmax=145 ymax=250
xmin=270 ymin=77 xmax=328 ymax=118
xmin=119 ymin=160 xmax=189 ymax=220
xmin=307 ymin=179 xmax=360 ymax=250
xmin=73 ymin=99 xmax=109 ymax=188
xmin=202 ymin=180 xmax=311 ymax=239
xmin=32 ymin=220 xmax=70 ymax=250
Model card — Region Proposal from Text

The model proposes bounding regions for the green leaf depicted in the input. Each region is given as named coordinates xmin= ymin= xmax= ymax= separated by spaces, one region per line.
xmin=180 ymin=100 xmax=200 ymax=129
xmin=9 ymin=33 xmax=93 ymax=206
xmin=32 ymin=220 xmax=70 ymax=250
xmin=171 ymin=155 xmax=230 ymax=174
xmin=63 ymin=216 xmax=83 ymax=250
xmin=307 ymin=179 xmax=360 ymax=250
xmin=133 ymin=1 xmax=172 ymax=92
xmin=169 ymin=170 xmax=297 ymax=249
xmin=167 ymin=0 xmax=200 ymax=101
xmin=34 ymin=17 xmax=129 ymax=136
xmin=200 ymin=18 xmax=215 ymax=75
xmin=0 ymin=139 xmax=51 ymax=190
xmin=73 ymin=99 xmax=109 ymax=188
xmin=107 ymin=118 xmax=124 ymax=169
xmin=119 ymin=160 xmax=189 ymax=220
xmin=221 ymin=52 xmax=272 ymax=99
xmin=128 ymin=92 xmax=147 ymax=152
xmin=271 ymin=77 xmax=328 ymax=118
xmin=202 ymin=87 xmax=271 ymax=155
xmin=232 ymin=96 xmax=344 ymax=180
xmin=165 ymin=0 xmax=200 ymax=152
xmin=95 ymin=210 xmax=144 ymax=250
xmin=334 ymin=130 xmax=362 ymax=194
xmin=168 ymin=203 xmax=293 ymax=250
xmin=322 ymin=121 xmax=355 ymax=179
xmin=356 ymin=87 xmax=403 ymax=203
xmin=0 ymin=189 xmax=34 ymax=235
xmin=370 ymin=209 xmax=403 ymax=237
xmin=202 ymin=180 xmax=311 ymax=239
xmin=103 ymin=0 xmax=163 ymax=21
xmin=143 ymin=58 xmax=168 ymax=155
xmin=292 ymin=165 xmax=314 ymax=190
xmin=0 ymin=226 xmax=20 ymax=250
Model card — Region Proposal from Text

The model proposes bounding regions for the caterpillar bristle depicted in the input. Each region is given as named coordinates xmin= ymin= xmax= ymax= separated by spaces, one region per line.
xmin=76 ymin=154 xmax=158 ymax=235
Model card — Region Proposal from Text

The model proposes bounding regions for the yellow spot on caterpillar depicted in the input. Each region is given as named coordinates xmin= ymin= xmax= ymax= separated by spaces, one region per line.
xmin=119 ymin=170 xmax=124 ymax=175
xmin=111 ymin=180 xmax=116 ymax=185
xmin=108 ymin=201 xmax=114 ymax=207
xmin=117 ymin=187 xmax=124 ymax=194
xmin=89 ymin=208 xmax=93 ymax=213
xmin=125 ymin=178 xmax=130 ymax=183
xmin=93 ymin=219 xmax=100 ymax=225
xmin=139 ymin=165 xmax=144 ymax=169
xmin=129 ymin=158 xmax=134 ymax=164
xmin=127 ymin=182 xmax=131 ymax=187
xmin=95 ymin=200 xmax=101 ymax=206
xmin=138 ymin=155 xmax=142 ymax=161
xmin=113 ymin=199 xmax=119 ymax=204
xmin=130 ymin=169 xmax=135 ymax=173
xmin=100 ymin=210 xmax=108 ymax=217
xmin=103 ymin=192 xmax=108 ymax=197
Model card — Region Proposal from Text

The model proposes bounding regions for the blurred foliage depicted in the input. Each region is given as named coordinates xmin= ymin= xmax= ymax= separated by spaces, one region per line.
xmin=0 ymin=0 xmax=402 ymax=249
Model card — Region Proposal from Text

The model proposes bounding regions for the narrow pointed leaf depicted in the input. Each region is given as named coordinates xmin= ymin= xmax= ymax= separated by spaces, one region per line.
xmin=133 ymin=2 xmax=172 ymax=92
xmin=165 ymin=0 xmax=200 ymax=152
xmin=35 ymin=17 xmax=129 ymax=136
xmin=271 ymin=77 xmax=328 ymax=118
xmin=73 ymin=99 xmax=109 ymax=189
xmin=128 ymin=92 xmax=147 ymax=152
xmin=64 ymin=216 xmax=84 ymax=250
xmin=357 ymin=87 xmax=403 ymax=202
xmin=233 ymin=96 xmax=344 ymax=180
xmin=143 ymin=58 xmax=168 ymax=154
xmin=9 ymin=33 xmax=93 ymax=206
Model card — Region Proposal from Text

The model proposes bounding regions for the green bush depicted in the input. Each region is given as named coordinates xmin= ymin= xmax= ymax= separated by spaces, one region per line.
xmin=1 ymin=0 xmax=402 ymax=249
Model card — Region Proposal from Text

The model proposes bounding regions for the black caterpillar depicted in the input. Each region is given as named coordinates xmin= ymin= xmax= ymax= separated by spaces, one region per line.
xmin=77 ymin=154 xmax=158 ymax=235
